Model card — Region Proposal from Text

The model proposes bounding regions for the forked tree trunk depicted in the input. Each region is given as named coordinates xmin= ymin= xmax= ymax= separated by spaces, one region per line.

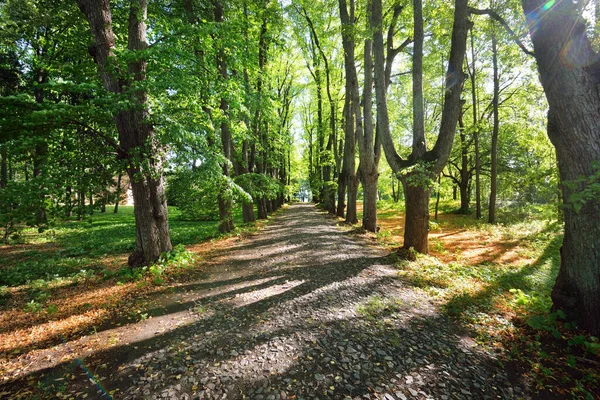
xmin=376 ymin=0 xmax=469 ymax=253
xmin=522 ymin=0 xmax=600 ymax=334
xmin=77 ymin=0 xmax=172 ymax=266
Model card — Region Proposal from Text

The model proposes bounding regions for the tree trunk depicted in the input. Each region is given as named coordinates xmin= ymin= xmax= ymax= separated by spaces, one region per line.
xmin=33 ymin=69 xmax=48 ymax=224
xmin=77 ymin=0 xmax=172 ymax=266
xmin=458 ymin=108 xmax=471 ymax=213
xmin=218 ymin=191 xmax=234 ymax=233
xmin=214 ymin=0 xmax=235 ymax=233
xmin=65 ymin=186 xmax=72 ymax=217
xmin=522 ymin=0 xmax=600 ymax=334
xmin=470 ymin=30 xmax=481 ymax=219
xmin=338 ymin=0 xmax=359 ymax=225
xmin=257 ymin=198 xmax=268 ymax=219
xmin=89 ymin=189 xmax=94 ymax=215
xmin=362 ymin=169 xmax=378 ymax=232
xmin=242 ymin=203 xmax=256 ymax=223
xmin=346 ymin=174 xmax=359 ymax=224
xmin=434 ymin=175 xmax=441 ymax=220
xmin=114 ymin=172 xmax=122 ymax=213
xmin=375 ymin=0 xmax=469 ymax=252
xmin=0 ymin=146 xmax=7 ymax=189
xmin=403 ymin=182 xmax=431 ymax=253
xmin=488 ymin=26 xmax=499 ymax=223
xmin=337 ymin=98 xmax=350 ymax=218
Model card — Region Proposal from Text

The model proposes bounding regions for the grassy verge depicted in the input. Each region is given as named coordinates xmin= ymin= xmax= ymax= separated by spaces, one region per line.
xmin=0 ymin=205 xmax=254 ymax=287
xmin=0 ymin=204 xmax=272 ymax=364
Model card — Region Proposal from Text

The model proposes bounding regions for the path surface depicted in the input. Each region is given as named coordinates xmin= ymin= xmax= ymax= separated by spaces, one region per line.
xmin=3 ymin=204 xmax=525 ymax=399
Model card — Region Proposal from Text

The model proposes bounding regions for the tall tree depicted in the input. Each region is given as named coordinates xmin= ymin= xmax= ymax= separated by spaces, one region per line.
xmin=521 ymin=0 xmax=600 ymax=334
xmin=377 ymin=0 xmax=470 ymax=253
xmin=77 ymin=0 xmax=172 ymax=266
xmin=488 ymin=21 xmax=499 ymax=223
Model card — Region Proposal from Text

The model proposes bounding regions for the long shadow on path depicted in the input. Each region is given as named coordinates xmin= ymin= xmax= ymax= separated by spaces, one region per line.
xmin=1 ymin=204 xmax=522 ymax=399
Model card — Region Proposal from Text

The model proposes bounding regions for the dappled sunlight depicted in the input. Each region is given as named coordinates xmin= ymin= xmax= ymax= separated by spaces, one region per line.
xmin=0 ymin=204 xmax=542 ymax=398
xmin=226 ymin=279 xmax=306 ymax=308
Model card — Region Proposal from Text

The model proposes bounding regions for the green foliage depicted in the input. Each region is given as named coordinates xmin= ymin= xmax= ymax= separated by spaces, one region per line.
xmin=234 ymin=173 xmax=283 ymax=201
xmin=167 ymin=168 xmax=221 ymax=221
xmin=0 ymin=179 xmax=53 ymax=241
xmin=399 ymin=161 xmax=437 ymax=189
xmin=564 ymin=161 xmax=600 ymax=213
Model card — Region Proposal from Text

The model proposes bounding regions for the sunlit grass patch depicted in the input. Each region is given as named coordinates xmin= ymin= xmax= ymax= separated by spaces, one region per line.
xmin=356 ymin=295 xmax=405 ymax=320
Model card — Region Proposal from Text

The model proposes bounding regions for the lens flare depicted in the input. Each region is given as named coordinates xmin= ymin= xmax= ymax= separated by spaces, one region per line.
xmin=542 ymin=0 xmax=555 ymax=11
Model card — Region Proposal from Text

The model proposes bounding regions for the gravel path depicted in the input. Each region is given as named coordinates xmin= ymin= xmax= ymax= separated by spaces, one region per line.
xmin=15 ymin=204 xmax=527 ymax=399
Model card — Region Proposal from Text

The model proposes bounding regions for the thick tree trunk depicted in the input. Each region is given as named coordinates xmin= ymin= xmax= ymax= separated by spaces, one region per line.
xmin=346 ymin=174 xmax=359 ymax=224
xmin=257 ymin=198 xmax=268 ymax=219
xmin=242 ymin=203 xmax=256 ymax=223
xmin=218 ymin=192 xmax=234 ymax=233
xmin=403 ymin=182 xmax=431 ymax=253
xmin=522 ymin=0 xmax=600 ymax=334
xmin=77 ymin=0 xmax=172 ymax=266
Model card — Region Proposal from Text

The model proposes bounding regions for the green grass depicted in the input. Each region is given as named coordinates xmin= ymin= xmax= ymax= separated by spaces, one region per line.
xmin=0 ymin=205 xmax=249 ymax=287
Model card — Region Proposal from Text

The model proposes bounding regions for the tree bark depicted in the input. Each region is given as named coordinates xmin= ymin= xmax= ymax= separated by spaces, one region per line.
xmin=338 ymin=0 xmax=360 ymax=225
xmin=361 ymin=34 xmax=378 ymax=233
xmin=522 ymin=0 xmax=600 ymax=334
xmin=77 ymin=0 xmax=172 ymax=266
xmin=337 ymin=98 xmax=350 ymax=218
xmin=403 ymin=183 xmax=431 ymax=252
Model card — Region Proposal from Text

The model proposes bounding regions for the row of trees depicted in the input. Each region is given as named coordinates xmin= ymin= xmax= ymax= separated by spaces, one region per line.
xmin=0 ymin=0 xmax=297 ymax=264
xmin=292 ymin=0 xmax=600 ymax=335
xmin=1 ymin=0 xmax=599 ymax=334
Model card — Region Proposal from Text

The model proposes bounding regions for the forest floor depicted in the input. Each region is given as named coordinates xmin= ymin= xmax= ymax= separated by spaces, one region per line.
xmin=0 ymin=203 xmax=532 ymax=399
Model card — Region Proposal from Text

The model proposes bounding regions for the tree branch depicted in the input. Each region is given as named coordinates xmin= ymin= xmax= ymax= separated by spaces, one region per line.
xmin=468 ymin=7 xmax=534 ymax=57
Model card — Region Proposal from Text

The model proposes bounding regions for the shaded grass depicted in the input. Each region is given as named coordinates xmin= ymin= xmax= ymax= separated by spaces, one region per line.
xmin=0 ymin=206 xmax=248 ymax=287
